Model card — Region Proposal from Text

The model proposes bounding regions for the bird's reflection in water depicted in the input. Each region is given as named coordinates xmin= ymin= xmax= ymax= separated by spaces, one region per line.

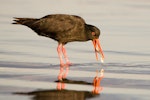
xmin=14 ymin=81 xmax=101 ymax=100
xmin=28 ymin=89 xmax=97 ymax=100
xmin=57 ymin=65 xmax=69 ymax=81
xmin=92 ymin=69 xmax=104 ymax=94
xmin=14 ymin=82 xmax=100 ymax=100
xmin=56 ymin=68 xmax=104 ymax=95
xmin=14 ymin=69 xmax=104 ymax=100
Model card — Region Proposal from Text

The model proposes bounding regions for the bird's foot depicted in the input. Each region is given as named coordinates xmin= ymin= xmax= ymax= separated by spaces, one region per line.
xmin=60 ymin=62 xmax=72 ymax=67
xmin=66 ymin=61 xmax=73 ymax=66
xmin=60 ymin=63 xmax=66 ymax=67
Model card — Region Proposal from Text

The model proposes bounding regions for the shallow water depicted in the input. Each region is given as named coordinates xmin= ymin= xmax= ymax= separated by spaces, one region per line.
xmin=0 ymin=0 xmax=150 ymax=100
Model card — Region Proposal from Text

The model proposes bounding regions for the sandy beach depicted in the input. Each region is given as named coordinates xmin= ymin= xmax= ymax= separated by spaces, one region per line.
xmin=0 ymin=0 xmax=150 ymax=100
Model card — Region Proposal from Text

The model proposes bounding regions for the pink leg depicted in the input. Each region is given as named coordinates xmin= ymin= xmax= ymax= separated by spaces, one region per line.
xmin=57 ymin=66 xmax=64 ymax=81
xmin=57 ymin=44 xmax=64 ymax=67
xmin=57 ymin=66 xmax=69 ymax=80
xmin=57 ymin=43 xmax=71 ymax=80
xmin=61 ymin=45 xmax=71 ymax=79
xmin=57 ymin=82 xmax=61 ymax=90
xmin=56 ymin=82 xmax=66 ymax=90
xmin=62 ymin=66 xmax=69 ymax=79
xmin=61 ymin=82 xmax=65 ymax=89
xmin=62 ymin=45 xmax=72 ymax=66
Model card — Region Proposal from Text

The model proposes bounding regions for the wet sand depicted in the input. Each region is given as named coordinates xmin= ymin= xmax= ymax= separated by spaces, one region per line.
xmin=0 ymin=0 xmax=150 ymax=100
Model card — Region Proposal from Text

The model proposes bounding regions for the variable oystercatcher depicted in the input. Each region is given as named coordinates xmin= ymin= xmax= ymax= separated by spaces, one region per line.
xmin=13 ymin=14 xmax=104 ymax=79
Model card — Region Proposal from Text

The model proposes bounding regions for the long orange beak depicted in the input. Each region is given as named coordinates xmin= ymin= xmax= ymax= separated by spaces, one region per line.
xmin=92 ymin=39 xmax=104 ymax=62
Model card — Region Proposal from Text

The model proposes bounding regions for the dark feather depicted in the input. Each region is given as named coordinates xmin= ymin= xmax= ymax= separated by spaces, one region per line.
xmin=12 ymin=14 xmax=100 ymax=44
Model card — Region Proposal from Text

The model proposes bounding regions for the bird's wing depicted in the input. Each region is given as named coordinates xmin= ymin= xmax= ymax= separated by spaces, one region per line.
xmin=31 ymin=15 xmax=85 ymax=35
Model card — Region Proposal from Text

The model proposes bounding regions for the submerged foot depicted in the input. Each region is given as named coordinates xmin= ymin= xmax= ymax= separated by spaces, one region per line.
xmin=66 ymin=61 xmax=73 ymax=66
xmin=60 ymin=63 xmax=66 ymax=67
xmin=60 ymin=62 xmax=72 ymax=67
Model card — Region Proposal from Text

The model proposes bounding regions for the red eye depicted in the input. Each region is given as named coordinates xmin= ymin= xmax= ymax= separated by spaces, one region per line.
xmin=92 ymin=32 xmax=96 ymax=36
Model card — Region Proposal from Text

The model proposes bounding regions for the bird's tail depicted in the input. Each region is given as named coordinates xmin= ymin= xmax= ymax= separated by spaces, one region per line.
xmin=12 ymin=17 xmax=38 ymax=26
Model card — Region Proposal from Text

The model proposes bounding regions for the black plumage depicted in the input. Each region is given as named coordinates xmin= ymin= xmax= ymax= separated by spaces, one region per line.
xmin=13 ymin=14 xmax=100 ymax=44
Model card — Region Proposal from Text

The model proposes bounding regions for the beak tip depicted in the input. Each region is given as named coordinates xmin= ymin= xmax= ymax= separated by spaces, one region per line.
xmin=101 ymin=57 xmax=104 ymax=63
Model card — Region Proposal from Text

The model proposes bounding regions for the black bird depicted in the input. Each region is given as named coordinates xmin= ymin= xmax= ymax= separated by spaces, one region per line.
xmin=13 ymin=14 xmax=104 ymax=79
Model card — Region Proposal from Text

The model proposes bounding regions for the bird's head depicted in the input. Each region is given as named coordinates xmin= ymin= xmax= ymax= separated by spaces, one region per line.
xmin=88 ymin=25 xmax=104 ymax=62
